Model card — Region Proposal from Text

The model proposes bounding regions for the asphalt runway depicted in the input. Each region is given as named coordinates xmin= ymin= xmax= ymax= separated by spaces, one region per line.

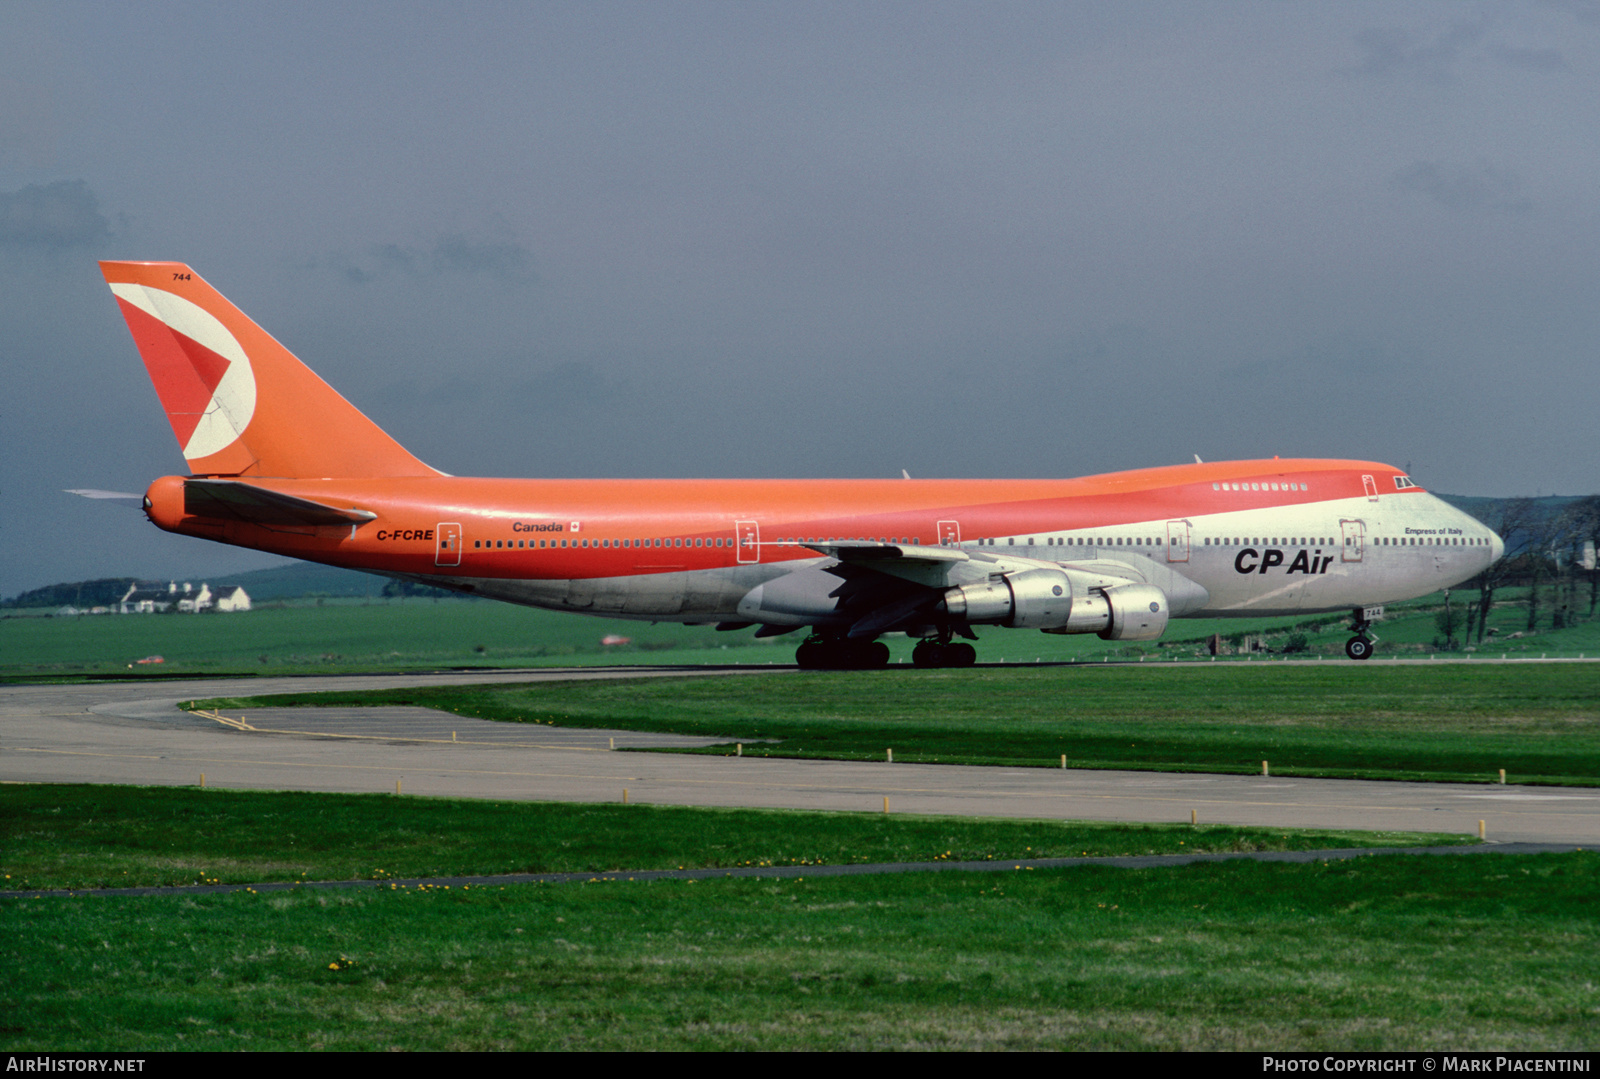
xmin=3 ymin=667 xmax=1597 ymax=845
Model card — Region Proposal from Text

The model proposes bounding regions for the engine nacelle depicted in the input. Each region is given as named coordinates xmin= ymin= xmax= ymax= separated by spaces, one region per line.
xmin=1098 ymin=583 xmax=1169 ymax=641
xmin=941 ymin=568 xmax=1073 ymax=629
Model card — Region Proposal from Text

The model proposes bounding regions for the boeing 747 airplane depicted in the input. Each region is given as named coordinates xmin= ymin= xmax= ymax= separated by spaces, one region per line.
xmin=98 ymin=261 xmax=1503 ymax=668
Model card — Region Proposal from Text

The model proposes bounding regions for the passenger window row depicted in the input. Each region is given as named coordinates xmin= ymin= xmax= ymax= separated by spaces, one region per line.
xmin=471 ymin=536 xmax=735 ymax=550
xmin=1212 ymin=481 xmax=1310 ymax=492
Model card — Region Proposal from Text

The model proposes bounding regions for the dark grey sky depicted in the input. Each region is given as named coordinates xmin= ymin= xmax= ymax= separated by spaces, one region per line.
xmin=4 ymin=2 xmax=1597 ymax=597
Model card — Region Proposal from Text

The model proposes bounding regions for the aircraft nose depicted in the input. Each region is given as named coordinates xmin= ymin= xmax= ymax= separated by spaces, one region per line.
xmin=1489 ymin=529 xmax=1505 ymax=563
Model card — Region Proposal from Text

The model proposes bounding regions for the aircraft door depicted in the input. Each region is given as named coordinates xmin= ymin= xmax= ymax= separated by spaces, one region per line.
xmin=1340 ymin=519 xmax=1366 ymax=563
xmin=436 ymin=522 xmax=462 ymax=567
xmin=736 ymin=520 xmax=760 ymax=564
xmin=1165 ymin=520 xmax=1191 ymax=563
xmin=1363 ymin=474 xmax=1379 ymax=502
xmin=938 ymin=520 xmax=961 ymax=546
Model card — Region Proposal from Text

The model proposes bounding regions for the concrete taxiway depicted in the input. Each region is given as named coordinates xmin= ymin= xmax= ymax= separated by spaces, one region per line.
xmin=3 ymin=668 xmax=1596 ymax=846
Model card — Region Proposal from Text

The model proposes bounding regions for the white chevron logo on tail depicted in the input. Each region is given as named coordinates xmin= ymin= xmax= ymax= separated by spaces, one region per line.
xmin=109 ymin=282 xmax=256 ymax=462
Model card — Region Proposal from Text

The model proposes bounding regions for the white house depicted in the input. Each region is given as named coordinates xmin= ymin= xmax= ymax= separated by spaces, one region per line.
xmin=118 ymin=581 xmax=251 ymax=613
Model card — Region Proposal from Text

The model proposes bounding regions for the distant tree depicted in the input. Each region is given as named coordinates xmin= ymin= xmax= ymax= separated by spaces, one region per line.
xmin=2 ymin=578 xmax=139 ymax=609
xmin=1471 ymin=499 xmax=1532 ymax=644
xmin=1564 ymin=495 xmax=1600 ymax=620
xmin=1434 ymin=590 xmax=1466 ymax=650
xmin=1550 ymin=497 xmax=1599 ymax=629
xmin=1521 ymin=504 xmax=1564 ymax=632
xmin=381 ymin=579 xmax=455 ymax=600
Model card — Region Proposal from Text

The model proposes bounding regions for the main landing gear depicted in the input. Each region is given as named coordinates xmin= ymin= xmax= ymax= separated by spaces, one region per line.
xmin=912 ymin=639 xmax=977 ymax=668
xmin=791 ymin=633 xmax=977 ymax=670
xmin=1345 ymin=607 xmax=1377 ymax=661
xmin=795 ymin=635 xmax=890 ymax=670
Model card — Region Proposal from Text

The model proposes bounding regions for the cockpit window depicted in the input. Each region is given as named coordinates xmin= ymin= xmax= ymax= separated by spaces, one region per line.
xmin=1394 ymin=476 xmax=1418 ymax=490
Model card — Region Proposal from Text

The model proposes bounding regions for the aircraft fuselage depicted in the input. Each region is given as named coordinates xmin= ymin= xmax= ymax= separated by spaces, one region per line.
xmin=142 ymin=460 xmax=1500 ymax=624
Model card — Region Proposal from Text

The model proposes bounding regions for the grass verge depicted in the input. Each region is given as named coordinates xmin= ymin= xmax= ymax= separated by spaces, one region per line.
xmin=4 ymin=851 xmax=1594 ymax=1049
xmin=194 ymin=663 xmax=1600 ymax=785
xmin=0 ymin=785 xmax=1461 ymax=892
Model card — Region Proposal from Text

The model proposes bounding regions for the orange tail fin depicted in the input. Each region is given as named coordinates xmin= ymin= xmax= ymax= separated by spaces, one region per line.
xmin=100 ymin=261 xmax=438 ymax=479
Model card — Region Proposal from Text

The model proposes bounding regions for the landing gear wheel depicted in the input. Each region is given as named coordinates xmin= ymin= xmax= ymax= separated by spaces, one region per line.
xmin=912 ymin=640 xmax=976 ymax=668
xmin=796 ymin=637 xmax=890 ymax=669
xmin=1345 ymin=636 xmax=1374 ymax=661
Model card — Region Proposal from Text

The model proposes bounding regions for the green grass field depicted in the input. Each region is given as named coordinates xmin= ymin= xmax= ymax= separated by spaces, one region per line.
xmin=197 ymin=662 xmax=1600 ymax=785
xmin=0 ymin=598 xmax=783 ymax=675
xmin=5 ymin=586 xmax=1597 ymax=678
xmin=5 ymin=843 xmax=1593 ymax=1049
xmin=0 ymin=785 xmax=1461 ymax=893
xmin=0 ymin=786 xmax=1586 ymax=1051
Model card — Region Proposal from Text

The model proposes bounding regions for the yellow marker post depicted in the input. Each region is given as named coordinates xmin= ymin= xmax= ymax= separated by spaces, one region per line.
xmin=1060 ymin=754 xmax=1066 ymax=770
xmin=623 ymin=788 xmax=629 ymax=804
xmin=396 ymin=779 xmax=402 ymax=796
xmin=1499 ymin=769 xmax=1506 ymax=785
xmin=737 ymin=743 xmax=743 ymax=757
xmin=887 ymin=748 xmax=893 ymax=763
xmin=1191 ymin=809 xmax=1196 ymax=826
xmin=1479 ymin=820 xmax=1486 ymax=840
xmin=200 ymin=773 xmax=205 ymax=788
xmin=1262 ymin=760 xmax=1269 ymax=776
xmin=883 ymin=796 xmax=890 ymax=814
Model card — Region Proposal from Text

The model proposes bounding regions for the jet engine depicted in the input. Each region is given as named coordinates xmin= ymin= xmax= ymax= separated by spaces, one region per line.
xmin=942 ymin=570 xmax=1171 ymax=640
xmin=1094 ymin=582 xmax=1169 ymax=641
xmin=939 ymin=568 xmax=1073 ymax=629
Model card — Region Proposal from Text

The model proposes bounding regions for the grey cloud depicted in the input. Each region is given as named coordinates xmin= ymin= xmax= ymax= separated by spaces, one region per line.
xmin=1348 ymin=22 xmax=1485 ymax=81
xmin=1347 ymin=20 xmax=1565 ymax=81
xmin=1539 ymin=0 xmax=1600 ymax=25
xmin=334 ymin=232 xmax=535 ymax=284
xmin=1388 ymin=161 xmax=1532 ymax=215
xmin=0 ymin=180 xmax=112 ymax=248
xmin=430 ymin=234 xmax=533 ymax=280
xmin=1488 ymin=42 xmax=1568 ymax=71
xmin=371 ymin=361 xmax=621 ymax=419
xmin=512 ymin=361 xmax=624 ymax=410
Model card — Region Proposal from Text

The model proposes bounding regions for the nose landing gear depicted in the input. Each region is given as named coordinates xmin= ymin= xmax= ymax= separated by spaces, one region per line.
xmin=1345 ymin=606 xmax=1380 ymax=661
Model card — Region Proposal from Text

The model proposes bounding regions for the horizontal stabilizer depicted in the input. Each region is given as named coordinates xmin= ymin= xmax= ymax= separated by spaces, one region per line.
xmin=65 ymin=488 xmax=142 ymax=500
xmin=183 ymin=479 xmax=377 ymax=528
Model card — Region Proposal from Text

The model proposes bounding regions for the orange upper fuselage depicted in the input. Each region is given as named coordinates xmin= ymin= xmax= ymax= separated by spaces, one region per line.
xmin=145 ymin=457 xmax=1467 ymax=590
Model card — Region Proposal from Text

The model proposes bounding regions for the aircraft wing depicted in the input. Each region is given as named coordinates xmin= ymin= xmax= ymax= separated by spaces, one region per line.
xmin=181 ymin=479 xmax=378 ymax=528
xmin=800 ymin=540 xmax=1157 ymax=591
xmin=798 ymin=540 xmax=976 ymax=588
xmin=739 ymin=542 xmax=1208 ymax=638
